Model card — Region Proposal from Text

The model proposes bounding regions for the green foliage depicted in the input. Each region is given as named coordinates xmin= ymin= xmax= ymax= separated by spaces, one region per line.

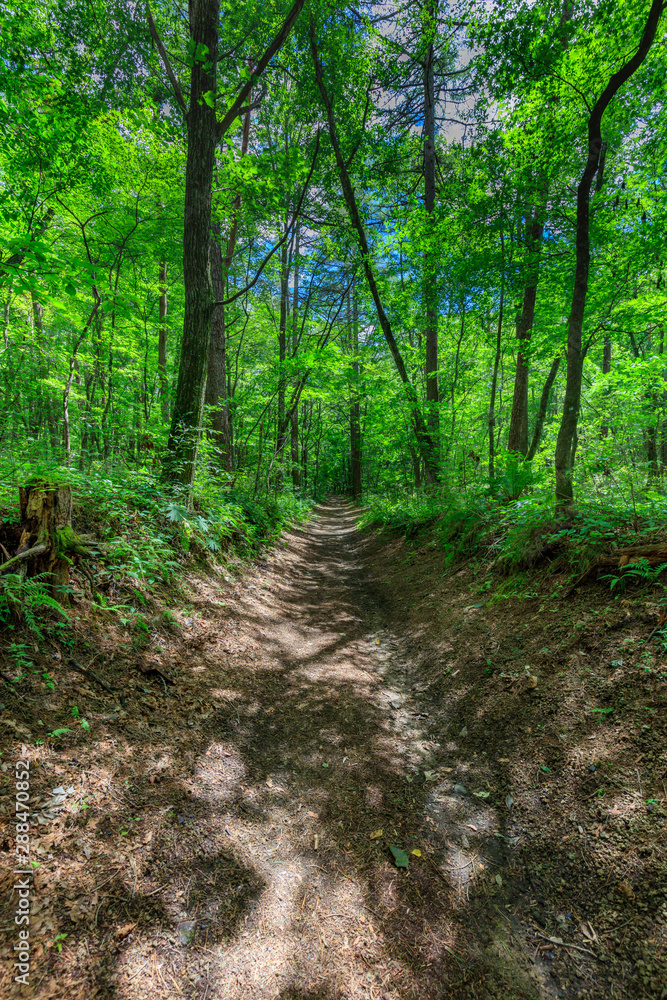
xmin=361 ymin=476 xmax=667 ymax=582
xmin=601 ymin=559 xmax=667 ymax=596
xmin=0 ymin=574 xmax=71 ymax=635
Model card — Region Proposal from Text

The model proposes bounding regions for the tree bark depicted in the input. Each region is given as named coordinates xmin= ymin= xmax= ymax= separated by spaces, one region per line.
xmin=348 ymin=284 xmax=362 ymax=500
xmin=291 ymin=225 xmax=301 ymax=489
xmin=554 ymin=0 xmax=663 ymax=504
xmin=158 ymin=262 xmax=169 ymax=423
xmin=488 ymin=252 xmax=504 ymax=479
xmin=276 ymin=226 xmax=290 ymax=470
xmin=526 ymin=356 xmax=561 ymax=461
xmin=206 ymin=89 xmax=251 ymax=474
xmin=163 ymin=0 xmax=220 ymax=489
xmin=206 ymin=225 xmax=232 ymax=472
xmin=151 ymin=0 xmax=306 ymax=489
xmin=422 ymin=34 xmax=439 ymax=442
xmin=16 ymin=483 xmax=74 ymax=600
xmin=507 ymin=209 xmax=544 ymax=456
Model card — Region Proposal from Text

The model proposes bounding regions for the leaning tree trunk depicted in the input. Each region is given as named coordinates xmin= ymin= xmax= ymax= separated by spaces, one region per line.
xmin=554 ymin=0 xmax=663 ymax=505
xmin=311 ymin=28 xmax=439 ymax=483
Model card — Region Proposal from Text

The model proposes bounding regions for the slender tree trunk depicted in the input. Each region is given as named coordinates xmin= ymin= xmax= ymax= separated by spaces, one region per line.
xmin=488 ymin=249 xmax=504 ymax=479
xmin=291 ymin=225 xmax=300 ymax=489
xmin=600 ymin=334 xmax=611 ymax=438
xmin=253 ymin=419 xmax=264 ymax=496
xmin=32 ymin=292 xmax=54 ymax=448
xmin=313 ymin=402 xmax=322 ymax=498
xmin=554 ymin=0 xmax=663 ymax=504
xmin=158 ymin=262 xmax=169 ymax=423
xmin=526 ymin=357 xmax=561 ymax=461
xmin=206 ymin=225 xmax=232 ymax=471
xmin=507 ymin=209 xmax=545 ymax=456
xmin=276 ymin=226 xmax=290 ymax=470
xmin=423 ymin=35 xmax=439 ymax=443
xmin=206 ymin=93 xmax=250 ymax=474
xmin=348 ymin=283 xmax=362 ymax=500
xmin=164 ymin=0 xmax=220 ymax=489
xmin=311 ymin=26 xmax=438 ymax=483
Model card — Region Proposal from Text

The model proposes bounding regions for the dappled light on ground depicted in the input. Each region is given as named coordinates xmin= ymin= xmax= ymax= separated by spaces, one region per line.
xmin=1 ymin=500 xmax=665 ymax=999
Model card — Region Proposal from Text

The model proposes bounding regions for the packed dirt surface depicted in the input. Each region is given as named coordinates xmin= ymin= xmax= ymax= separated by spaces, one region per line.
xmin=1 ymin=499 xmax=666 ymax=999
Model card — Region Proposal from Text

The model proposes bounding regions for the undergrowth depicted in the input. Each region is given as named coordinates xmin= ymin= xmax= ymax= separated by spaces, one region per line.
xmin=0 ymin=462 xmax=311 ymax=641
xmin=360 ymin=471 xmax=667 ymax=582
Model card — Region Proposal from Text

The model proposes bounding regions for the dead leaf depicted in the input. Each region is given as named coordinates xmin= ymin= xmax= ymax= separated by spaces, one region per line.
xmin=580 ymin=921 xmax=598 ymax=943
xmin=616 ymin=881 xmax=635 ymax=900
xmin=369 ymin=829 xmax=383 ymax=840
xmin=115 ymin=922 xmax=137 ymax=939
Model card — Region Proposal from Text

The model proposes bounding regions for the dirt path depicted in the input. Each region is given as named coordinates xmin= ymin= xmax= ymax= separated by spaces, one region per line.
xmin=3 ymin=499 xmax=665 ymax=999
xmin=134 ymin=499 xmax=542 ymax=1000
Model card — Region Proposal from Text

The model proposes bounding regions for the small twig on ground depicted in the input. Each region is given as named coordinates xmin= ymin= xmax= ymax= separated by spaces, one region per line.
xmin=533 ymin=930 xmax=596 ymax=957
xmin=68 ymin=657 xmax=117 ymax=695
xmin=93 ymin=868 xmax=123 ymax=892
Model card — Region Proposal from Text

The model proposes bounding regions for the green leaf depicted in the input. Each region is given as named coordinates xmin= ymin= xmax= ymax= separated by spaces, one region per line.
xmin=202 ymin=91 xmax=215 ymax=108
xmin=80 ymin=719 xmax=90 ymax=731
xmin=389 ymin=845 xmax=409 ymax=869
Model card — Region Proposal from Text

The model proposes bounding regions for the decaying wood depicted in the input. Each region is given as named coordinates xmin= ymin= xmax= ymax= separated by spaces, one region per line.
xmin=16 ymin=481 xmax=73 ymax=598
xmin=0 ymin=543 xmax=48 ymax=575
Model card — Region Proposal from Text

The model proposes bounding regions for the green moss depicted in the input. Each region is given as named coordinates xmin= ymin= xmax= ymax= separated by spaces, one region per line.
xmin=55 ymin=526 xmax=90 ymax=559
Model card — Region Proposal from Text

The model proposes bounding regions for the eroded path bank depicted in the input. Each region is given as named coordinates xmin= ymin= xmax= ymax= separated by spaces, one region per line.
xmin=2 ymin=500 xmax=665 ymax=999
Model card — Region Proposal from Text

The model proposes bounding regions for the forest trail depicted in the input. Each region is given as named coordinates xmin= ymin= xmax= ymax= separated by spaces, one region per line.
xmin=129 ymin=499 xmax=544 ymax=1000
xmin=6 ymin=500 xmax=665 ymax=1000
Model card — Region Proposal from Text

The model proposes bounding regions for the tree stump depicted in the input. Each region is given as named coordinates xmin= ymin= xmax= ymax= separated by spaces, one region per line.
xmin=16 ymin=481 xmax=73 ymax=599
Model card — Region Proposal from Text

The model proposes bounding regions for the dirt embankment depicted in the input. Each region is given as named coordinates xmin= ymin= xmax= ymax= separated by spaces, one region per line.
xmin=1 ymin=499 xmax=665 ymax=999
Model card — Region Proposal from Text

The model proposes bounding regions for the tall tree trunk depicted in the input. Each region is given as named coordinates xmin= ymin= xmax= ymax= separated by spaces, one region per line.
xmin=253 ymin=419 xmax=264 ymax=496
xmin=311 ymin=26 xmax=438 ymax=483
xmin=32 ymin=291 xmax=56 ymax=450
xmin=488 ymin=250 xmax=504 ymax=479
xmin=206 ymin=225 xmax=232 ymax=472
xmin=158 ymin=262 xmax=169 ymax=423
xmin=291 ymin=225 xmax=300 ymax=489
xmin=164 ymin=0 xmax=220 ymax=489
xmin=276 ymin=226 xmax=290 ymax=470
xmin=599 ymin=333 xmax=612 ymax=439
xmin=348 ymin=283 xmax=362 ymax=500
xmin=507 ymin=209 xmax=545 ymax=456
xmin=206 ymin=93 xmax=250 ymax=473
xmin=422 ymin=34 xmax=439 ymax=443
xmin=151 ymin=0 xmax=306 ymax=487
xmin=554 ymin=0 xmax=663 ymax=504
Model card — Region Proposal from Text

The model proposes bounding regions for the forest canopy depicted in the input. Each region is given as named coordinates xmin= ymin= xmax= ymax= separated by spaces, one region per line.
xmin=1 ymin=0 xmax=666 ymax=517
